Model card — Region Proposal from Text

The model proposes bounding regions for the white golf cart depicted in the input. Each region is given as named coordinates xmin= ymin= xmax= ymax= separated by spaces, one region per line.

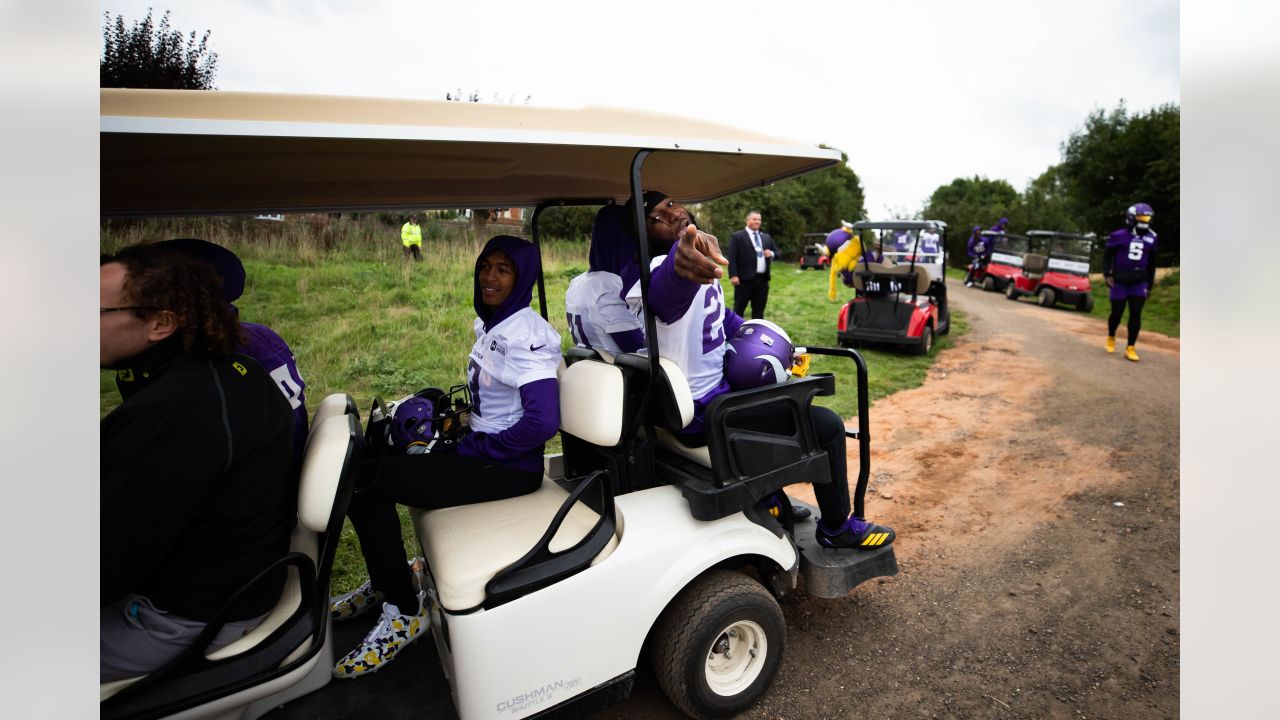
xmin=99 ymin=89 xmax=897 ymax=720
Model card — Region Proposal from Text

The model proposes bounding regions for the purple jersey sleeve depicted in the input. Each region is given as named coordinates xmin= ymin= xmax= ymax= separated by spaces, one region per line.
xmin=458 ymin=378 xmax=559 ymax=473
xmin=609 ymin=328 xmax=646 ymax=353
xmin=648 ymin=251 xmax=702 ymax=324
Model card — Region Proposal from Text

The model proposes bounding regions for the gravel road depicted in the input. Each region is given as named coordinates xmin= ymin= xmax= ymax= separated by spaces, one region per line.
xmin=600 ymin=284 xmax=1181 ymax=720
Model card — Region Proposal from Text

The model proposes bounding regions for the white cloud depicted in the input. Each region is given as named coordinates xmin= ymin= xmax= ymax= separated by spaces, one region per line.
xmin=99 ymin=0 xmax=1179 ymax=217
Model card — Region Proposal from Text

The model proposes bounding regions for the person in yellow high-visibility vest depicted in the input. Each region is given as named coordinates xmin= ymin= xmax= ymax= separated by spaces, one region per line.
xmin=401 ymin=214 xmax=423 ymax=261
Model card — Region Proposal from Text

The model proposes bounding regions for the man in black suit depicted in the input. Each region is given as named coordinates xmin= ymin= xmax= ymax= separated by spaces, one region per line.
xmin=728 ymin=210 xmax=777 ymax=319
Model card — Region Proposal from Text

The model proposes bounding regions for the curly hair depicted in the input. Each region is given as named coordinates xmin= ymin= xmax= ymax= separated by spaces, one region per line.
xmin=105 ymin=243 xmax=241 ymax=355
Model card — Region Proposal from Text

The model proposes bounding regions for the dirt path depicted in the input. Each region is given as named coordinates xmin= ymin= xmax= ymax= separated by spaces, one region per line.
xmin=602 ymin=286 xmax=1180 ymax=719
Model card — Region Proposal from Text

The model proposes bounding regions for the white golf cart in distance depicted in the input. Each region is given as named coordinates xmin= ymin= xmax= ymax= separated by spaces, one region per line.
xmin=99 ymin=89 xmax=898 ymax=720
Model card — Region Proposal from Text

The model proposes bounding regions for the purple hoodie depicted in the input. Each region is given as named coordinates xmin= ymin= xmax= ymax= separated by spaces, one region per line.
xmin=459 ymin=236 xmax=560 ymax=472
xmin=588 ymin=205 xmax=644 ymax=353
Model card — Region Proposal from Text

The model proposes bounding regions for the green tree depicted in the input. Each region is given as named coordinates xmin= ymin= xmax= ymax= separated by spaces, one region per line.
xmin=101 ymin=9 xmax=218 ymax=89
xmin=1057 ymin=102 xmax=1179 ymax=263
xmin=522 ymin=205 xmax=597 ymax=243
xmin=701 ymin=147 xmax=867 ymax=257
xmin=1015 ymin=165 xmax=1081 ymax=233
xmin=921 ymin=176 xmax=1021 ymax=266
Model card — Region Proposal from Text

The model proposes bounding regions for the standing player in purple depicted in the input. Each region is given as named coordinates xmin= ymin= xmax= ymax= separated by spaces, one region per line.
xmin=330 ymin=235 xmax=561 ymax=678
xmin=964 ymin=225 xmax=989 ymax=286
xmin=622 ymin=191 xmax=894 ymax=550
xmin=1102 ymin=203 xmax=1158 ymax=362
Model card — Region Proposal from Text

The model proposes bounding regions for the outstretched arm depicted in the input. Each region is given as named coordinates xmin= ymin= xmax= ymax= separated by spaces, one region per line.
xmin=672 ymin=224 xmax=728 ymax=284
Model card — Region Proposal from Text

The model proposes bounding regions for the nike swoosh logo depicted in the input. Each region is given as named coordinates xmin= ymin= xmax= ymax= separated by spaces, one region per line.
xmin=530 ymin=344 xmax=546 ymax=352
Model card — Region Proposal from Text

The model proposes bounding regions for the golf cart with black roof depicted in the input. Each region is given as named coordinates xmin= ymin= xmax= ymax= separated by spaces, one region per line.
xmin=1005 ymin=230 xmax=1097 ymax=311
xmin=99 ymin=88 xmax=897 ymax=720
xmin=799 ymin=232 xmax=831 ymax=270
xmin=975 ymin=230 xmax=1030 ymax=293
xmin=835 ymin=220 xmax=950 ymax=355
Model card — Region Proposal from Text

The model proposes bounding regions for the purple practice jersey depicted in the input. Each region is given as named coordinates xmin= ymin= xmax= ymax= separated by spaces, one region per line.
xmin=1105 ymin=228 xmax=1158 ymax=274
xmin=239 ymin=322 xmax=308 ymax=462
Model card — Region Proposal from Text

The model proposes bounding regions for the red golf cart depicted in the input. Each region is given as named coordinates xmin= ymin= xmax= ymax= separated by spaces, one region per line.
xmin=975 ymin=231 xmax=1030 ymax=293
xmin=1005 ymin=230 xmax=1097 ymax=311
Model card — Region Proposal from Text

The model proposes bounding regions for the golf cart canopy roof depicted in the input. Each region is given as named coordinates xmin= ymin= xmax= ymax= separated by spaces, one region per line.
xmin=1026 ymin=230 xmax=1097 ymax=241
xmin=851 ymin=220 xmax=947 ymax=231
xmin=101 ymin=89 xmax=842 ymax=217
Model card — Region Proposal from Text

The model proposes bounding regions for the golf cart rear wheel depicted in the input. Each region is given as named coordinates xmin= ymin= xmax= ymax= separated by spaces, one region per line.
xmin=1005 ymin=283 xmax=1019 ymax=300
xmin=1038 ymin=287 xmax=1056 ymax=307
xmin=981 ymin=276 xmax=995 ymax=292
xmin=652 ymin=570 xmax=785 ymax=719
xmin=913 ymin=325 xmax=935 ymax=356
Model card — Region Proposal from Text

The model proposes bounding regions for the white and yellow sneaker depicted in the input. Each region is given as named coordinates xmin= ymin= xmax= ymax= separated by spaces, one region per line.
xmin=333 ymin=593 xmax=430 ymax=679
xmin=329 ymin=579 xmax=384 ymax=622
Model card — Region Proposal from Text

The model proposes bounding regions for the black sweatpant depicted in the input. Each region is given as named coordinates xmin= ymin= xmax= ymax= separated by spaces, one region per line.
xmin=732 ymin=276 xmax=771 ymax=319
xmin=1108 ymin=296 xmax=1146 ymax=346
xmin=347 ymin=451 xmax=542 ymax=610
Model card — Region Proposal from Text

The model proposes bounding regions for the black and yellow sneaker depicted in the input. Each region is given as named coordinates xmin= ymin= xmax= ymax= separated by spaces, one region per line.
xmin=815 ymin=516 xmax=895 ymax=550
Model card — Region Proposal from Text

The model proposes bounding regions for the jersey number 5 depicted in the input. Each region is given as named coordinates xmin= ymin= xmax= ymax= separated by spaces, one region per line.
xmin=1127 ymin=241 xmax=1145 ymax=261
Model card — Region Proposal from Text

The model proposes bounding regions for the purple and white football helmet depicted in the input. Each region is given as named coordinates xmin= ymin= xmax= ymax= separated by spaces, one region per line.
xmin=389 ymin=393 xmax=438 ymax=451
xmin=1126 ymin=202 xmax=1154 ymax=231
xmin=725 ymin=319 xmax=795 ymax=390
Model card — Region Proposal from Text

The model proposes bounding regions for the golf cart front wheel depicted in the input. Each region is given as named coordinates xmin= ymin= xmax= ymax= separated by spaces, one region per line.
xmin=1038 ymin=287 xmax=1056 ymax=307
xmin=1005 ymin=283 xmax=1019 ymax=300
xmin=652 ymin=570 xmax=785 ymax=719
xmin=913 ymin=325 xmax=935 ymax=356
xmin=1080 ymin=294 xmax=1095 ymax=312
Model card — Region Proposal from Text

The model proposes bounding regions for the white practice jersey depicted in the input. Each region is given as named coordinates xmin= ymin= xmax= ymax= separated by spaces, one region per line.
xmin=625 ymin=255 xmax=728 ymax=400
xmin=466 ymin=308 xmax=561 ymax=435
xmin=564 ymin=271 xmax=643 ymax=354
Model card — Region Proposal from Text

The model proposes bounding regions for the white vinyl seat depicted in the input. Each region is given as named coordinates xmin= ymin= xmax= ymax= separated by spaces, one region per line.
xmin=310 ymin=393 xmax=355 ymax=438
xmin=414 ymin=358 xmax=629 ymax=612
xmin=414 ymin=480 xmax=619 ymax=612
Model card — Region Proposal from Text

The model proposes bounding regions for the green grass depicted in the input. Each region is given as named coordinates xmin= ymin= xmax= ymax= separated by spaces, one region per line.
xmin=100 ymin=221 xmax=969 ymax=592
xmin=1082 ymin=270 xmax=1180 ymax=338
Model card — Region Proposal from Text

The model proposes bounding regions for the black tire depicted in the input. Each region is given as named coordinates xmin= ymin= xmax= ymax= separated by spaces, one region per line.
xmin=1080 ymin=294 xmax=1095 ymax=313
xmin=1037 ymin=287 xmax=1056 ymax=307
xmin=981 ymin=276 xmax=995 ymax=292
xmin=938 ymin=309 xmax=951 ymax=335
xmin=1004 ymin=282 xmax=1019 ymax=300
xmin=912 ymin=325 xmax=934 ymax=356
xmin=651 ymin=570 xmax=786 ymax=719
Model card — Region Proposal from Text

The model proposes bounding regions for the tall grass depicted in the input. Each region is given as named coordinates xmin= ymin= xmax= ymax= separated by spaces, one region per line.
xmin=100 ymin=217 xmax=966 ymax=591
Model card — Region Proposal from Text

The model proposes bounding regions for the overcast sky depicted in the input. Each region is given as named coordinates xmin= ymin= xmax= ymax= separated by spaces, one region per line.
xmin=100 ymin=0 xmax=1179 ymax=218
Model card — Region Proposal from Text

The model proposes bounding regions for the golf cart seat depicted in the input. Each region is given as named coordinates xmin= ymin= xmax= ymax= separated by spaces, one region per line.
xmin=310 ymin=393 xmax=356 ymax=435
xmin=413 ymin=352 xmax=622 ymax=613
xmin=1023 ymin=253 xmax=1048 ymax=278
xmin=101 ymin=411 xmax=360 ymax=720
xmin=853 ymin=263 xmax=931 ymax=295
xmin=620 ymin=352 xmax=835 ymax=522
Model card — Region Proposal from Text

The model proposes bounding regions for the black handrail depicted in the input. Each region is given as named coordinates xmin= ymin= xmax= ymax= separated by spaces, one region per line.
xmin=794 ymin=345 xmax=872 ymax=520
